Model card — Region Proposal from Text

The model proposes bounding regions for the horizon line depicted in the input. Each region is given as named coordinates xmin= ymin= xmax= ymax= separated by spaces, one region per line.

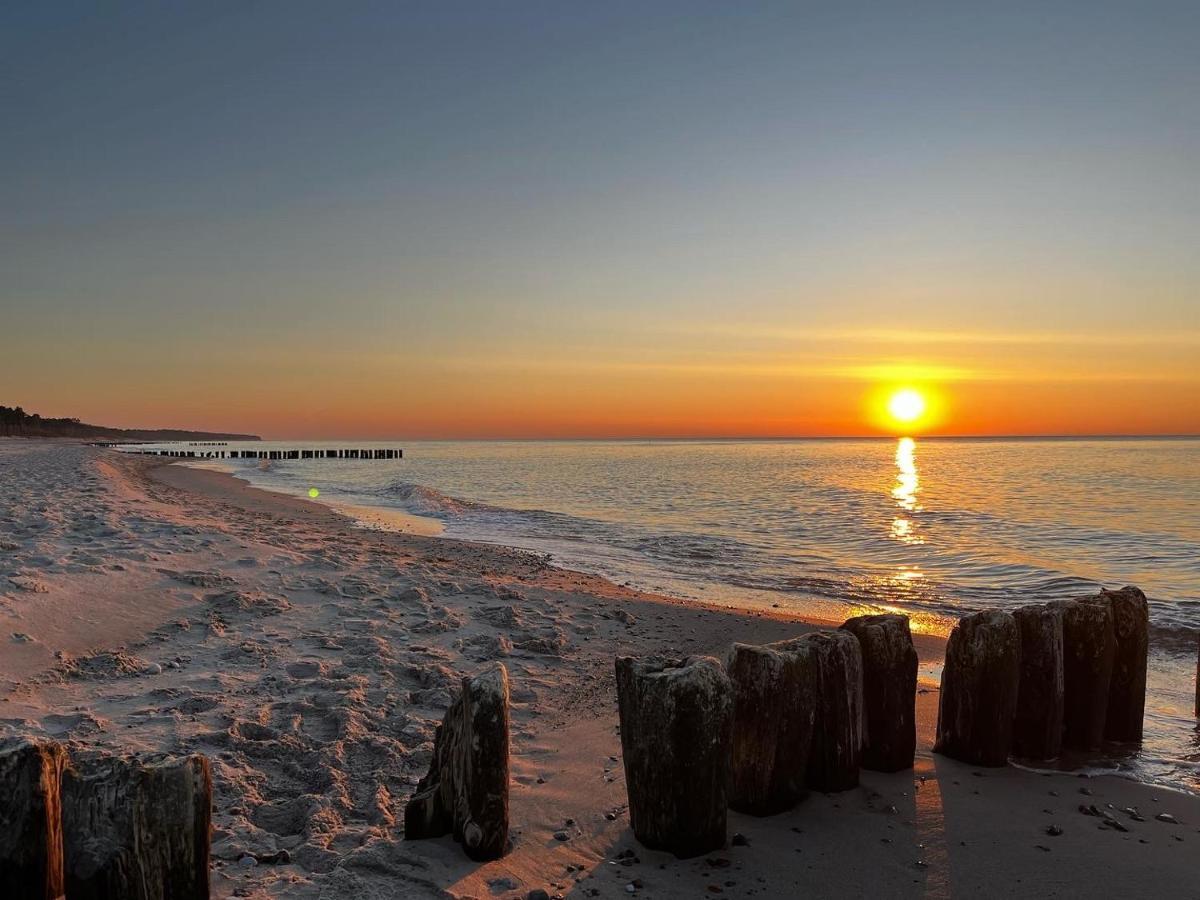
xmin=248 ymin=432 xmax=1200 ymax=442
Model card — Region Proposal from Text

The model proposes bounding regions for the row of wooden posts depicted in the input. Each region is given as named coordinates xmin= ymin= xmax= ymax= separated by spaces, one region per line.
xmin=611 ymin=586 xmax=1150 ymax=858
xmin=107 ymin=446 xmax=404 ymax=460
xmin=398 ymin=615 xmax=919 ymax=862
xmin=937 ymin=586 xmax=1148 ymax=767
xmin=0 ymin=744 xmax=211 ymax=900
xmin=612 ymin=615 xmax=909 ymax=857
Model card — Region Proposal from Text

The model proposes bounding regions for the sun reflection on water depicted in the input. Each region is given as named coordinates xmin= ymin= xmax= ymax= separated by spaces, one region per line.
xmin=890 ymin=436 xmax=924 ymax=545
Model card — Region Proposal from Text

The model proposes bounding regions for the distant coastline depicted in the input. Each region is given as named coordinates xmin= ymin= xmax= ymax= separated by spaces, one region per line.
xmin=0 ymin=404 xmax=260 ymax=442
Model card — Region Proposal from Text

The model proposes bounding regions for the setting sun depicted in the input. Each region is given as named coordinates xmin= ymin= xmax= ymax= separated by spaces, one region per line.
xmin=887 ymin=388 xmax=927 ymax=424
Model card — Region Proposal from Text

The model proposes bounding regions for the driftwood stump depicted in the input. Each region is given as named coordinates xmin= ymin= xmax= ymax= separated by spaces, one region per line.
xmin=1055 ymin=598 xmax=1116 ymax=751
xmin=840 ymin=614 xmax=917 ymax=772
xmin=1098 ymin=586 xmax=1149 ymax=742
xmin=773 ymin=631 xmax=863 ymax=792
xmin=0 ymin=741 xmax=67 ymax=900
xmin=1011 ymin=603 xmax=1065 ymax=760
xmin=404 ymin=662 xmax=510 ymax=861
xmin=726 ymin=641 xmax=816 ymax=815
xmin=61 ymin=752 xmax=211 ymax=900
xmin=934 ymin=610 xmax=1021 ymax=767
xmin=615 ymin=656 xmax=733 ymax=857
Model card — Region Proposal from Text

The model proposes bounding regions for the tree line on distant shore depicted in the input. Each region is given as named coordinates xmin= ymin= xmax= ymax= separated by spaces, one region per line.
xmin=0 ymin=405 xmax=260 ymax=441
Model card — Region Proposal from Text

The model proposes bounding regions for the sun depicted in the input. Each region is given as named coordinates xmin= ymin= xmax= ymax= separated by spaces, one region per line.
xmin=887 ymin=388 xmax=926 ymax=424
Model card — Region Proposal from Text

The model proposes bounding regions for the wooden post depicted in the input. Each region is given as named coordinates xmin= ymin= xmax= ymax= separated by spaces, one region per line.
xmin=726 ymin=641 xmax=815 ymax=815
xmin=1054 ymin=598 xmax=1115 ymax=751
xmin=780 ymin=631 xmax=863 ymax=791
xmin=1011 ymin=603 xmax=1064 ymax=760
xmin=840 ymin=614 xmax=917 ymax=772
xmin=934 ymin=610 xmax=1021 ymax=767
xmin=1099 ymin=586 xmax=1149 ymax=742
xmin=404 ymin=663 xmax=510 ymax=861
xmin=615 ymin=656 xmax=733 ymax=857
xmin=0 ymin=741 xmax=67 ymax=900
xmin=61 ymin=752 xmax=212 ymax=900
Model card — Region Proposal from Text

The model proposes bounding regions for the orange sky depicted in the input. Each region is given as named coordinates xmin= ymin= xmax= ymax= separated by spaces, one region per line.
xmin=5 ymin=5 xmax=1199 ymax=439
xmin=7 ymin=324 xmax=1197 ymax=439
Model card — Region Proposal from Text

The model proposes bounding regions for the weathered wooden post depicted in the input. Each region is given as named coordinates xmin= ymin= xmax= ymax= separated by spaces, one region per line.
xmin=1011 ymin=603 xmax=1064 ymax=760
xmin=840 ymin=614 xmax=916 ymax=772
xmin=779 ymin=631 xmax=863 ymax=791
xmin=1054 ymin=598 xmax=1115 ymax=751
xmin=615 ymin=656 xmax=733 ymax=857
xmin=0 ymin=741 xmax=67 ymax=900
xmin=61 ymin=752 xmax=212 ymax=899
xmin=934 ymin=610 xmax=1021 ymax=767
xmin=726 ymin=641 xmax=815 ymax=815
xmin=404 ymin=662 xmax=510 ymax=861
xmin=1099 ymin=586 xmax=1149 ymax=741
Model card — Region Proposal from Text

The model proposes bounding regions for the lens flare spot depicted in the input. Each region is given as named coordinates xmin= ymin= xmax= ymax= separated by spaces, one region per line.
xmin=308 ymin=487 xmax=320 ymax=499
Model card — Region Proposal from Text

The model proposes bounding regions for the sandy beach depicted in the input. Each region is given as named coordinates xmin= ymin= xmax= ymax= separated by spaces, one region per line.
xmin=1 ymin=439 xmax=1198 ymax=899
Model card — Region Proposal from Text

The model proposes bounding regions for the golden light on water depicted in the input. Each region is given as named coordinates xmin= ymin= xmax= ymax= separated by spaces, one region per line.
xmin=892 ymin=437 xmax=919 ymax=511
xmin=891 ymin=436 xmax=924 ymax=545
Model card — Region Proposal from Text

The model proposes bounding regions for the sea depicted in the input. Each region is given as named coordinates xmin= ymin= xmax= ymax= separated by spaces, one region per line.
xmin=126 ymin=437 xmax=1200 ymax=790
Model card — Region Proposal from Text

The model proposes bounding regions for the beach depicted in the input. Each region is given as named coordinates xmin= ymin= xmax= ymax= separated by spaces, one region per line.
xmin=2 ymin=439 xmax=1198 ymax=899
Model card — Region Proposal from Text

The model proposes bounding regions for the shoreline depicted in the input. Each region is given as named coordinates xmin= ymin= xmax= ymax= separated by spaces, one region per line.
xmin=174 ymin=451 xmax=963 ymax=640
xmin=1 ymin=441 xmax=1198 ymax=898
xmin=154 ymin=456 xmax=932 ymax=650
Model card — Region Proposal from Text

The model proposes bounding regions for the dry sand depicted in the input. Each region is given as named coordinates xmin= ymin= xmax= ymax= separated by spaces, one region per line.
xmin=1 ymin=438 xmax=1197 ymax=898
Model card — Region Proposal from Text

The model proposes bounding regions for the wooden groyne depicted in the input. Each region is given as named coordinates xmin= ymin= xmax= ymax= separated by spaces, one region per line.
xmin=98 ymin=446 xmax=403 ymax=460
xmin=604 ymin=585 xmax=1152 ymax=856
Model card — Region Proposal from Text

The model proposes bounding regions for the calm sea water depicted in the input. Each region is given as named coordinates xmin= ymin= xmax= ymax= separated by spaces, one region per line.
xmin=132 ymin=438 xmax=1200 ymax=789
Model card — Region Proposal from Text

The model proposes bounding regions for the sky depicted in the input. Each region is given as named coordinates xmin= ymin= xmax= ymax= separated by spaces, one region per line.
xmin=2 ymin=1 xmax=1198 ymax=438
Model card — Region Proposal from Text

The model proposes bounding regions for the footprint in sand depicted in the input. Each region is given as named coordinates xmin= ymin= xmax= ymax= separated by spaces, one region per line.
xmin=42 ymin=712 xmax=106 ymax=737
xmin=285 ymin=660 xmax=328 ymax=679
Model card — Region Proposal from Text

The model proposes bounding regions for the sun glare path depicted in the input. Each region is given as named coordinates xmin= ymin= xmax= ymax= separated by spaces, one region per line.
xmin=891 ymin=436 xmax=924 ymax=545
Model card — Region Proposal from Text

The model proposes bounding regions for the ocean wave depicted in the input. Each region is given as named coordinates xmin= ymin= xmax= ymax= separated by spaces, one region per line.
xmin=629 ymin=532 xmax=745 ymax=563
xmin=376 ymin=481 xmax=493 ymax=517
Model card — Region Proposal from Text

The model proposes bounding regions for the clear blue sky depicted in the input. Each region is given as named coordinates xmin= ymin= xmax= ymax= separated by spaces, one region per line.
xmin=3 ymin=2 xmax=1198 ymax=436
